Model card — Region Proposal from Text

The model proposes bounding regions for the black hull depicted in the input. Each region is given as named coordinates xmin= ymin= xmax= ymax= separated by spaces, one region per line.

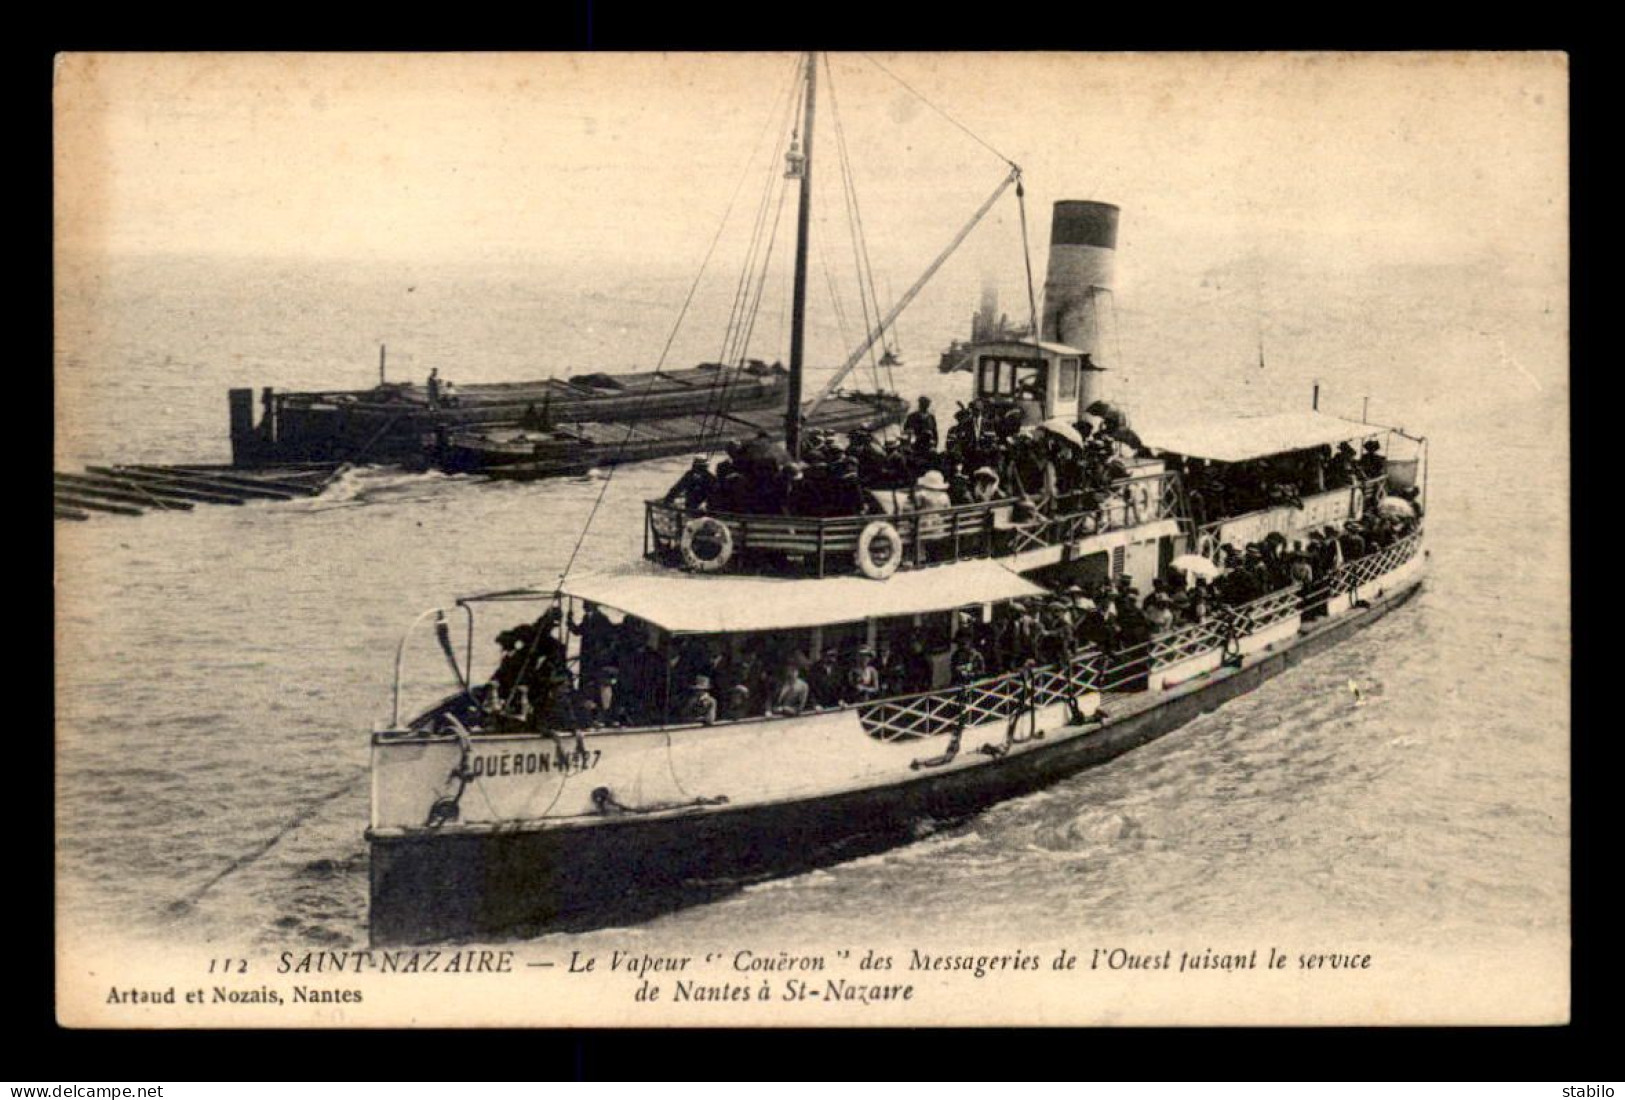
xmin=369 ymin=578 xmax=1421 ymax=945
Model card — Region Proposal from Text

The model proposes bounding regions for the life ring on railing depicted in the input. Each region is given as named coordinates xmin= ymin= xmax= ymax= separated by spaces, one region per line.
xmin=856 ymin=520 xmax=904 ymax=580
xmin=1131 ymin=484 xmax=1152 ymax=519
xmin=680 ymin=516 xmax=734 ymax=573
xmin=1197 ymin=533 xmax=1220 ymax=563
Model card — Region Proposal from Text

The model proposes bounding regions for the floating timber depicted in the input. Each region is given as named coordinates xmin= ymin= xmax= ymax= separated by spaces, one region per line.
xmin=53 ymin=464 xmax=347 ymax=521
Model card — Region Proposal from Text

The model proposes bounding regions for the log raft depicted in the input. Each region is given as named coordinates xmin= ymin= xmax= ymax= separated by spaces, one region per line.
xmin=53 ymin=464 xmax=348 ymax=520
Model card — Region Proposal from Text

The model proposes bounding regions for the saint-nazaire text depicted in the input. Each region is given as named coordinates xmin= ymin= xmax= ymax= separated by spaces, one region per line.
xmin=276 ymin=949 xmax=515 ymax=974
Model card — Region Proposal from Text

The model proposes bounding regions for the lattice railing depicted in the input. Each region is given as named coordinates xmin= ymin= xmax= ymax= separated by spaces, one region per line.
xmin=1006 ymin=471 xmax=1179 ymax=556
xmin=1221 ymin=587 xmax=1303 ymax=637
xmin=853 ymin=532 xmax=1423 ymax=744
xmin=1333 ymin=530 xmax=1423 ymax=592
xmin=1150 ymin=618 xmax=1228 ymax=666
xmin=1094 ymin=637 xmax=1157 ymax=693
xmin=857 ymin=654 xmax=1100 ymax=742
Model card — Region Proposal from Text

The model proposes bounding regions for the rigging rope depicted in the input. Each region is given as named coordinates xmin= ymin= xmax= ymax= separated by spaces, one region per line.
xmin=717 ymin=58 xmax=802 ymax=376
xmin=826 ymin=55 xmax=887 ymax=394
xmin=1017 ymin=174 xmax=1042 ymax=344
xmin=559 ymin=56 xmax=801 ymax=589
xmin=860 ymin=52 xmax=1017 ymax=169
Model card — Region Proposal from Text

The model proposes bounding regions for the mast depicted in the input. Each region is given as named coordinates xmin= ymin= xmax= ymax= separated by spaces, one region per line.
xmin=785 ymin=51 xmax=818 ymax=459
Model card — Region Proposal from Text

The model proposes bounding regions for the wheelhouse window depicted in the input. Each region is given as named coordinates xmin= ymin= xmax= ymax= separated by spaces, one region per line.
xmin=1058 ymin=357 xmax=1080 ymax=401
xmin=977 ymin=355 xmax=1048 ymax=399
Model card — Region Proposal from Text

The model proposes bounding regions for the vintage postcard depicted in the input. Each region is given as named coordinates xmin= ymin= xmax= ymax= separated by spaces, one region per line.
xmin=54 ymin=51 xmax=1569 ymax=1027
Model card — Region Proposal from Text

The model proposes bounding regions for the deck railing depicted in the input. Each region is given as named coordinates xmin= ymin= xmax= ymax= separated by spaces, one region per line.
xmin=646 ymin=469 xmax=1184 ymax=577
xmin=404 ymin=526 xmax=1424 ymax=746
xmin=857 ymin=654 xmax=1101 ymax=742
xmin=1149 ymin=617 xmax=1229 ymax=667
xmin=850 ymin=531 xmax=1421 ymax=744
xmin=1332 ymin=530 xmax=1423 ymax=592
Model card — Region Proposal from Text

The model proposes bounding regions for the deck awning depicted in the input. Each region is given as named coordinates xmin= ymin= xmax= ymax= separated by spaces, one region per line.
xmin=1137 ymin=412 xmax=1383 ymax=463
xmin=558 ymin=559 xmax=1047 ymax=634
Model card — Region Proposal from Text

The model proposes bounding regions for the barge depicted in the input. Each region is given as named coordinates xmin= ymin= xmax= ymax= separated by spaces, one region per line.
xmin=364 ymin=54 xmax=1428 ymax=944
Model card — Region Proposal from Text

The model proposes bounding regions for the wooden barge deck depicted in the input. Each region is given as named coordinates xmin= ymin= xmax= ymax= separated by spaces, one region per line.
xmin=230 ymin=362 xmax=788 ymax=468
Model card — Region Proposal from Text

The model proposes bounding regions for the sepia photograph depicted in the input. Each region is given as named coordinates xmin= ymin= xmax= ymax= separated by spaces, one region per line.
xmin=53 ymin=50 xmax=1569 ymax=1027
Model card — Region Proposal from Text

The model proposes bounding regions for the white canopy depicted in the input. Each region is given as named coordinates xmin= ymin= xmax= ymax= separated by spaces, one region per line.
xmin=558 ymin=560 xmax=1047 ymax=634
xmin=1138 ymin=412 xmax=1381 ymax=463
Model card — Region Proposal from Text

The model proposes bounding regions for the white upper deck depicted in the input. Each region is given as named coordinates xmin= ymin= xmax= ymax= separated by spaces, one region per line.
xmin=1135 ymin=411 xmax=1384 ymax=464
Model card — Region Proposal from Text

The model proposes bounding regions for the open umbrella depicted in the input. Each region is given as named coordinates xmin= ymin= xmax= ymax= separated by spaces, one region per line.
xmin=1170 ymin=553 xmax=1221 ymax=579
xmin=1040 ymin=417 xmax=1084 ymax=447
xmin=1377 ymin=496 xmax=1415 ymax=518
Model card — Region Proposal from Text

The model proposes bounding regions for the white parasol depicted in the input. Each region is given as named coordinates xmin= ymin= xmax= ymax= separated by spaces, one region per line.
xmin=1170 ymin=553 xmax=1222 ymax=579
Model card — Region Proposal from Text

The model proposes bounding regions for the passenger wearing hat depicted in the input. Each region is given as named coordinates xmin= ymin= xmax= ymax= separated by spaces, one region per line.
xmin=911 ymin=468 xmax=953 ymax=548
xmin=681 ymin=675 xmax=718 ymax=726
xmin=903 ymin=395 xmax=939 ymax=457
xmin=569 ymin=600 xmax=616 ymax=687
xmin=848 ymin=646 xmax=882 ymax=703
xmin=1007 ymin=601 xmax=1042 ymax=663
xmin=949 ymin=633 xmax=986 ymax=685
xmin=492 ymin=627 xmax=531 ymax=697
xmin=770 ymin=663 xmax=810 ymax=716
xmin=970 ymin=465 xmax=1002 ymax=503
xmin=1358 ymin=438 xmax=1386 ymax=480
xmin=808 ymin=647 xmax=847 ymax=709
xmin=1328 ymin=441 xmax=1358 ymax=488
xmin=1144 ymin=592 xmax=1175 ymax=635
xmin=663 ymin=455 xmax=717 ymax=510
xmin=913 ymin=468 xmax=951 ymax=502
xmin=1339 ymin=521 xmax=1366 ymax=562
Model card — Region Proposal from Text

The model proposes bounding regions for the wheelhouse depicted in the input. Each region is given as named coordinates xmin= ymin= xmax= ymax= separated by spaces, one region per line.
xmin=968 ymin=337 xmax=1103 ymax=424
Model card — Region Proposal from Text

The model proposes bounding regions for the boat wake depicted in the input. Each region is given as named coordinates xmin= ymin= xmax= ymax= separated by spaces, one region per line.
xmin=297 ymin=468 xmax=473 ymax=511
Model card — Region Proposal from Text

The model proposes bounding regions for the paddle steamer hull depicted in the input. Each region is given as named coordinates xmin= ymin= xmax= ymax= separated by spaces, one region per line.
xmin=368 ymin=558 xmax=1422 ymax=945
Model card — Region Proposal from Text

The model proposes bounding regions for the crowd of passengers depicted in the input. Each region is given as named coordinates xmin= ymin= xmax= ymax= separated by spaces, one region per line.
xmin=470 ymin=504 xmax=1421 ymax=733
xmin=1169 ymin=438 xmax=1392 ymax=526
xmin=663 ymin=395 xmax=1137 ymax=520
xmin=664 ymin=395 xmax=1399 ymax=536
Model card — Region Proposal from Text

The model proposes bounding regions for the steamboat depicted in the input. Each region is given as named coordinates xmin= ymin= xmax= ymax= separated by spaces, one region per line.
xmin=365 ymin=54 xmax=1428 ymax=945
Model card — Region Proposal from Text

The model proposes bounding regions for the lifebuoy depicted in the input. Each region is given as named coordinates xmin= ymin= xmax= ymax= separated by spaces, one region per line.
xmin=1197 ymin=533 xmax=1220 ymax=563
xmin=680 ymin=516 xmax=734 ymax=573
xmin=856 ymin=520 xmax=904 ymax=580
xmin=1131 ymin=484 xmax=1152 ymax=519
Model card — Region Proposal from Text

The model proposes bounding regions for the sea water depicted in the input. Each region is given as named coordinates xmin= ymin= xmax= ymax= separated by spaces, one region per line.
xmin=54 ymin=248 xmax=1568 ymax=971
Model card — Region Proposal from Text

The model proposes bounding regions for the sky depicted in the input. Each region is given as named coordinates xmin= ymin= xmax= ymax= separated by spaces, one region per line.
xmin=54 ymin=51 xmax=1568 ymax=283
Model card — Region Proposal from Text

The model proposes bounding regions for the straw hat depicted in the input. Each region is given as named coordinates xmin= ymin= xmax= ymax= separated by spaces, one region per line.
xmin=916 ymin=470 xmax=949 ymax=491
